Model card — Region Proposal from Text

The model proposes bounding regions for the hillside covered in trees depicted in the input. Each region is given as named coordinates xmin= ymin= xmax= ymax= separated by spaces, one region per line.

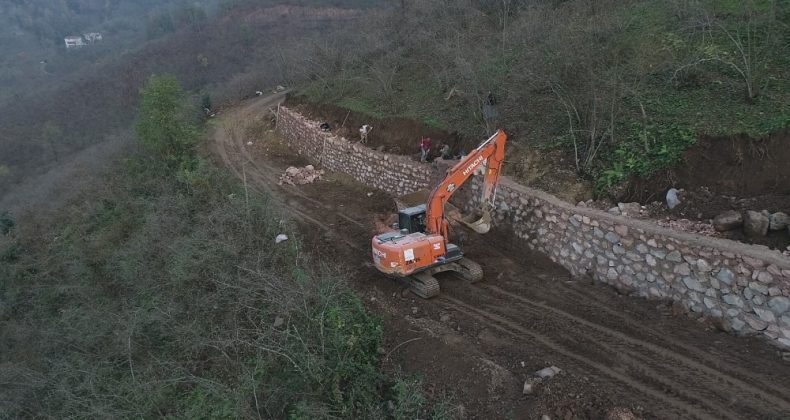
xmin=298 ymin=0 xmax=790 ymax=194
xmin=4 ymin=0 xmax=787 ymax=198
xmin=3 ymin=1 xmax=790 ymax=417
xmin=307 ymin=0 xmax=790 ymax=192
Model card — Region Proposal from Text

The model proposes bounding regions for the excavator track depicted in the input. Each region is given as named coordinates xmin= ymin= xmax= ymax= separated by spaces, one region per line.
xmin=457 ymin=257 xmax=484 ymax=283
xmin=410 ymin=271 xmax=441 ymax=299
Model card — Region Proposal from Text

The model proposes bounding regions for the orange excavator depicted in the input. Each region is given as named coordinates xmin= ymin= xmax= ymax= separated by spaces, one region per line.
xmin=371 ymin=130 xmax=507 ymax=298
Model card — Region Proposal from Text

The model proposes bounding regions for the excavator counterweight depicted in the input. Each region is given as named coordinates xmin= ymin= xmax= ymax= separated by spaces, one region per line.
xmin=371 ymin=130 xmax=508 ymax=298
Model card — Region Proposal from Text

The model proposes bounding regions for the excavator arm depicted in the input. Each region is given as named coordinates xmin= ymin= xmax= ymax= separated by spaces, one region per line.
xmin=425 ymin=130 xmax=507 ymax=239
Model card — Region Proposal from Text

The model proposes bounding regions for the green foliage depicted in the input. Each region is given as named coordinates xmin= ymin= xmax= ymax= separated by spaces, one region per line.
xmin=391 ymin=377 xmax=428 ymax=419
xmin=422 ymin=116 xmax=443 ymax=129
xmin=182 ymin=386 xmax=239 ymax=419
xmin=595 ymin=122 xmax=695 ymax=194
xmin=0 ymin=149 xmax=440 ymax=418
xmin=135 ymin=75 xmax=200 ymax=169
xmin=295 ymin=0 xmax=790 ymax=195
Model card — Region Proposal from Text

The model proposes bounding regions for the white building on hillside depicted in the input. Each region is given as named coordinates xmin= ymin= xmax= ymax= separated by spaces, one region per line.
xmin=64 ymin=36 xmax=85 ymax=49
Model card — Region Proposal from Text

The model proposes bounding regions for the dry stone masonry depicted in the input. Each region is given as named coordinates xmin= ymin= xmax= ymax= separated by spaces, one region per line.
xmin=277 ymin=107 xmax=437 ymax=196
xmin=276 ymin=106 xmax=790 ymax=349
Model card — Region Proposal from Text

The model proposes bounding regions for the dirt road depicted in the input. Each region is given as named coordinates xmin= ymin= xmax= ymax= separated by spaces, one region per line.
xmin=210 ymin=95 xmax=790 ymax=419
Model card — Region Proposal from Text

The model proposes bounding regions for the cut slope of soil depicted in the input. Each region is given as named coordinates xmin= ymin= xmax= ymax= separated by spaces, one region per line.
xmin=624 ymin=131 xmax=790 ymax=250
xmin=627 ymin=130 xmax=790 ymax=202
xmin=286 ymin=94 xmax=471 ymax=157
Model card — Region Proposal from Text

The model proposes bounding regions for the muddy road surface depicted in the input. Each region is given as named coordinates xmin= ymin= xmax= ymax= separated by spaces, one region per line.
xmin=210 ymin=95 xmax=790 ymax=419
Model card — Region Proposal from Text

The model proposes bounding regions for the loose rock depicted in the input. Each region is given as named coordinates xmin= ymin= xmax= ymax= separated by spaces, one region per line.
xmin=523 ymin=366 xmax=561 ymax=395
xmin=713 ymin=210 xmax=743 ymax=232
xmin=523 ymin=377 xmax=542 ymax=395
xmin=666 ymin=188 xmax=681 ymax=210
xmin=606 ymin=407 xmax=640 ymax=420
xmin=618 ymin=202 xmax=641 ymax=216
xmin=743 ymin=211 xmax=769 ymax=237
xmin=769 ymin=212 xmax=789 ymax=231
xmin=279 ymin=165 xmax=325 ymax=185
xmin=536 ymin=366 xmax=562 ymax=379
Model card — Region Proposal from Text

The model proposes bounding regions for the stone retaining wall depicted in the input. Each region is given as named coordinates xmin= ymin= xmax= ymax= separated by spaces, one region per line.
xmin=277 ymin=106 xmax=790 ymax=349
xmin=277 ymin=107 xmax=437 ymax=196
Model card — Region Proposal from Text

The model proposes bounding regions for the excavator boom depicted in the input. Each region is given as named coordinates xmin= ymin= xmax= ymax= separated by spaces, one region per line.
xmin=425 ymin=129 xmax=507 ymax=238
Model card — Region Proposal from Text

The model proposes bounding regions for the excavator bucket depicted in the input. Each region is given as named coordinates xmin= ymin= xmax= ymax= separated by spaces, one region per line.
xmin=460 ymin=209 xmax=492 ymax=234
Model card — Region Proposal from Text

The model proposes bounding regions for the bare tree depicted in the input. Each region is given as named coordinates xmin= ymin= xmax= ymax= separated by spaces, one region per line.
xmin=673 ymin=0 xmax=780 ymax=102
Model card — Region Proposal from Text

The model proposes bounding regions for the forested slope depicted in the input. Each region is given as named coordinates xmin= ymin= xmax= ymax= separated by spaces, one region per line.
xmin=299 ymin=0 xmax=790 ymax=193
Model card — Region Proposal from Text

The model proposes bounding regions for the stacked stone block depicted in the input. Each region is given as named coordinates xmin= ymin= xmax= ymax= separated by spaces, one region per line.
xmin=277 ymin=107 xmax=435 ymax=197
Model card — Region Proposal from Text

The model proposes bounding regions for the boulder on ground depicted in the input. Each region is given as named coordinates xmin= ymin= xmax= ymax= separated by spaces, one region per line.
xmin=666 ymin=188 xmax=681 ymax=209
xmin=523 ymin=365 xmax=561 ymax=395
xmin=617 ymin=202 xmax=641 ymax=216
xmin=743 ymin=210 xmax=769 ymax=237
xmin=279 ymin=165 xmax=325 ymax=185
xmin=713 ymin=210 xmax=743 ymax=232
xmin=769 ymin=212 xmax=789 ymax=231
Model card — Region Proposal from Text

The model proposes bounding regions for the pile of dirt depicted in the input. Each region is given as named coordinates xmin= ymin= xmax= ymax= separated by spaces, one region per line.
xmin=278 ymin=165 xmax=324 ymax=185
xmin=373 ymin=213 xmax=398 ymax=234
xmin=285 ymin=94 xmax=470 ymax=156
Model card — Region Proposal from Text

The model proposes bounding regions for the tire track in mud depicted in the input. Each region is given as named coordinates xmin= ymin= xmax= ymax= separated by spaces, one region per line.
xmin=212 ymin=114 xmax=361 ymax=251
xmin=468 ymin=232 xmax=790 ymax=405
xmin=437 ymin=295 xmax=723 ymax=420
xmin=211 ymin=95 xmax=790 ymax=419
xmin=470 ymin=284 xmax=790 ymax=418
xmin=545 ymin=277 xmax=790 ymax=390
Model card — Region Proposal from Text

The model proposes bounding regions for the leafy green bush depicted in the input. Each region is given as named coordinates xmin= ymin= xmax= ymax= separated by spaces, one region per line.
xmin=0 ymin=153 xmax=397 ymax=418
xmin=595 ymin=122 xmax=695 ymax=194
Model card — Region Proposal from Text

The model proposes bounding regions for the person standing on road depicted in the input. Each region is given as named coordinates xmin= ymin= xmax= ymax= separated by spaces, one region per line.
xmin=420 ymin=136 xmax=432 ymax=162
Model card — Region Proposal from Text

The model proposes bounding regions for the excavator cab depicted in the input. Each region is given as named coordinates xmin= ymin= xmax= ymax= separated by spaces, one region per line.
xmin=397 ymin=205 xmax=428 ymax=234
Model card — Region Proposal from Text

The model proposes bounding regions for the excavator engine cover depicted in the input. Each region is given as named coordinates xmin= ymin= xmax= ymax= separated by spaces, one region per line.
xmin=372 ymin=230 xmax=462 ymax=276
